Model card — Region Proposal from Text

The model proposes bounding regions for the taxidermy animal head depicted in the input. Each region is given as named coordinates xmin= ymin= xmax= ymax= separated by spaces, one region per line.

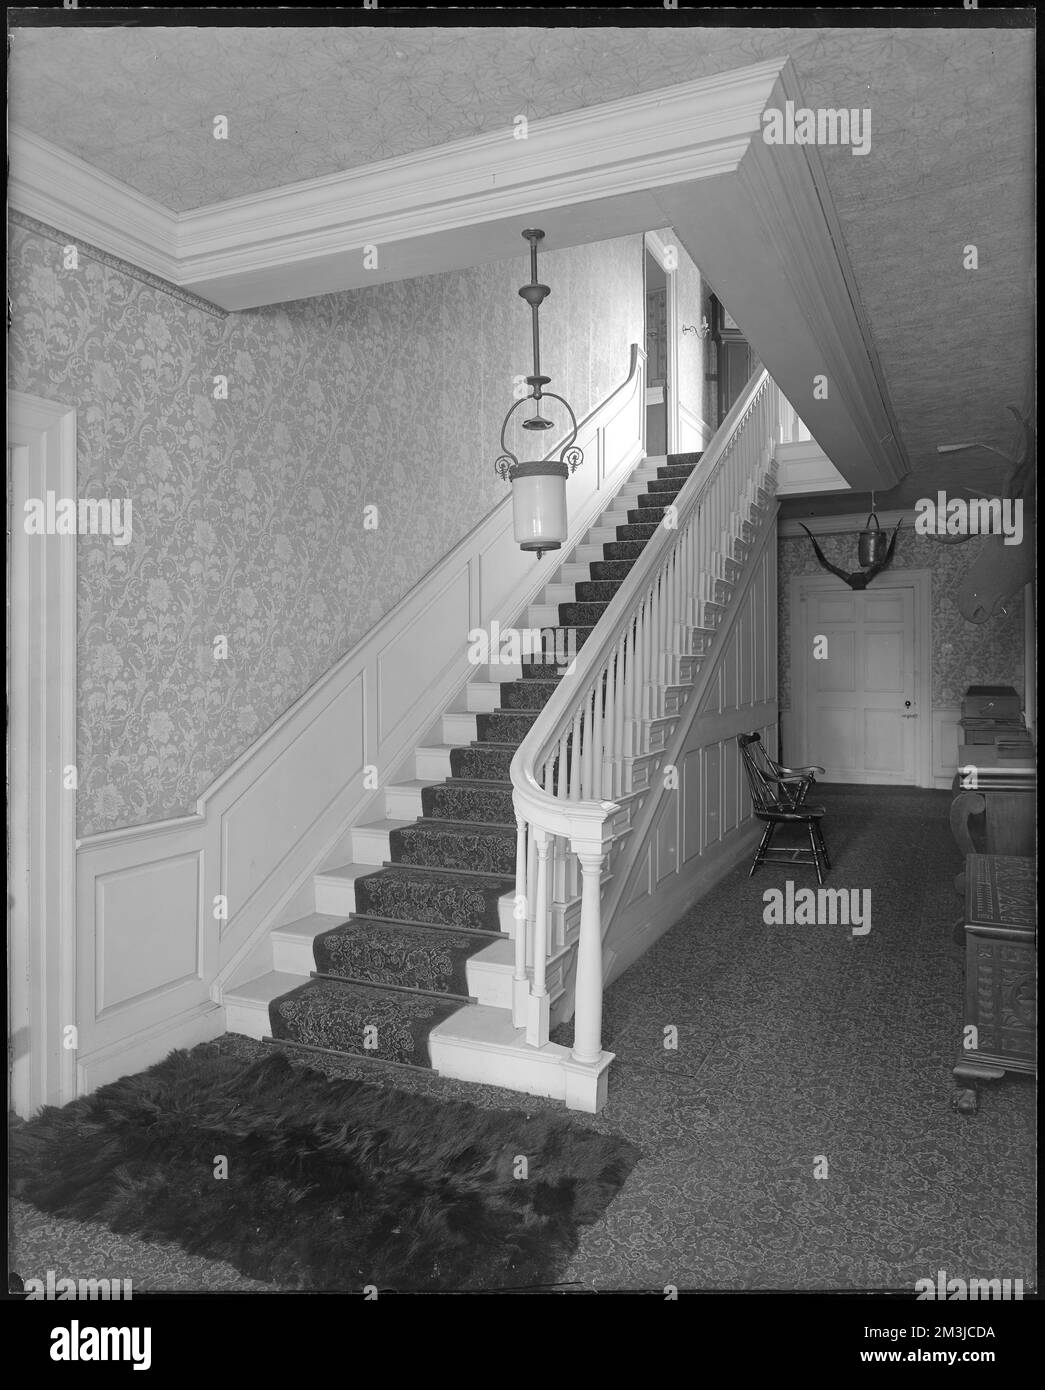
xmin=934 ymin=403 xmax=1035 ymax=624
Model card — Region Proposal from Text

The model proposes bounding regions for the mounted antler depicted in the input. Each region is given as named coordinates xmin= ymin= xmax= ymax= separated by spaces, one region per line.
xmin=930 ymin=402 xmax=1036 ymax=544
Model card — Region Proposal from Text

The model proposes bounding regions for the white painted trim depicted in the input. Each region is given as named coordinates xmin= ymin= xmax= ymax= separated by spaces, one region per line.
xmin=8 ymin=129 xmax=179 ymax=284
xmin=645 ymin=230 xmax=681 ymax=454
xmin=678 ymin=400 xmax=712 ymax=453
xmin=778 ymin=510 xmax=914 ymax=537
xmin=788 ymin=569 xmax=933 ymax=788
xmin=774 ymin=440 xmax=851 ymax=496
xmin=9 ymin=63 xmax=782 ymax=307
xmin=8 ymin=391 xmax=79 ymax=1114
xmin=932 ymin=706 xmax=963 ymax=788
xmin=8 ymin=57 xmax=905 ymax=494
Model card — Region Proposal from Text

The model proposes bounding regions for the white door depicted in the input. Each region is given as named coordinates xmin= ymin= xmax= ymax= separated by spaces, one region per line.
xmin=800 ymin=583 xmax=918 ymax=784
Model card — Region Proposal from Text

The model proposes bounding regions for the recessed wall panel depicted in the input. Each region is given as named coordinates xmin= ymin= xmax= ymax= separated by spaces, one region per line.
xmin=96 ymin=853 xmax=201 ymax=1017
xmin=223 ymin=675 xmax=365 ymax=913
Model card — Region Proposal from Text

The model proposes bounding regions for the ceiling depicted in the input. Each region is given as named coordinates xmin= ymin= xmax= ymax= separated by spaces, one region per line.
xmin=8 ymin=22 xmax=1035 ymax=509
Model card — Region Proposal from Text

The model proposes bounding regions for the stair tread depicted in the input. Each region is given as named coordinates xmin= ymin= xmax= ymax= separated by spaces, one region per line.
xmin=272 ymin=913 xmax=347 ymax=940
xmin=356 ymin=817 xmax=417 ymax=836
xmin=342 ymin=912 xmax=505 ymax=938
xmin=438 ymin=775 xmax=512 ymax=789
xmin=397 ymin=817 xmax=516 ymax=834
xmin=315 ymin=861 xmax=381 ymax=884
xmin=268 ymin=976 xmax=468 ymax=1067
xmin=351 ymin=862 xmax=515 ymax=886
xmin=227 ymin=969 xmax=309 ymax=1005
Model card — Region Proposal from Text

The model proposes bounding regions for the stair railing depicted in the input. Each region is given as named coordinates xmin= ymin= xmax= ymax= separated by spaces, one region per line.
xmin=509 ymin=367 xmax=788 ymax=1092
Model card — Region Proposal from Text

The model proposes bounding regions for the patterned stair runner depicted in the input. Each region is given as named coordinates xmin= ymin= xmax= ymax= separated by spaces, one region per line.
xmin=268 ymin=453 xmax=704 ymax=1067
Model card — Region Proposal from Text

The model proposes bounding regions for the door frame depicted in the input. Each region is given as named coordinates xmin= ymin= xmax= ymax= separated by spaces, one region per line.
xmin=789 ymin=568 xmax=932 ymax=788
xmin=8 ymin=390 xmax=79 ymax=1115
xmin=643 ymin=230 xmax=679 ymax=454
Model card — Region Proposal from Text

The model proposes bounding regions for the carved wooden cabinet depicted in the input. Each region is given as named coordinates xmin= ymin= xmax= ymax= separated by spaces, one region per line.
xmin=953 ymin=854 xmax=1036 ymax=1114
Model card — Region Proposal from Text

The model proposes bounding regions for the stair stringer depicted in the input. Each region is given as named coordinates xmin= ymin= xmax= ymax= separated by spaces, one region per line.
xmin=552 ymin=504 xmax=779 ymax=1025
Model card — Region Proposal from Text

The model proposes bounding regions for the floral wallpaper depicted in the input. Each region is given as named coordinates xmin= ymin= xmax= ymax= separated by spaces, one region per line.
xmin=777 ymin=529 xmax=1026 ymax=711
xmin=9 ymin=220 xmax=642 ymax=835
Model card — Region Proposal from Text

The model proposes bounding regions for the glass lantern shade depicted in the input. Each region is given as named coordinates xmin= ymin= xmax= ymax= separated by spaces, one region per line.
xmin=858 ymin=518 xmax=888 ymax=568
xmin=510 ymin=461 xmax=569 ymax=552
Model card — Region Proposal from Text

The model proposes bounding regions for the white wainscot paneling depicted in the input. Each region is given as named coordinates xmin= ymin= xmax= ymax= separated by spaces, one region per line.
xmin=95 ymin=852 xmax=203 ymax=1019
xmin=223 ymin=675 xmax=365 ymax=918
xmin=378 ymin=573 xmax=470 ymax=746
xmin=932 ymin=706 xmax=962 ymax=787
xmin=655 ymin=796 xmax=680 ymax=885
xmin=682 ymin=747 xmax=702 ymax=862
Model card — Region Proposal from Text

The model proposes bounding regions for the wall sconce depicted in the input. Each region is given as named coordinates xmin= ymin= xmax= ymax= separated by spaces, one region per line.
xmin=494 ymin=229 xmax=583 ymax=560
xmin=682 ymin=317 xmax=711 ymax=339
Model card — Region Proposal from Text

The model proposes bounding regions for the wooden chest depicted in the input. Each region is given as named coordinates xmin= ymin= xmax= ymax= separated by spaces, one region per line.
xmin=953 ymin=854 xmax=1036 ymax=1114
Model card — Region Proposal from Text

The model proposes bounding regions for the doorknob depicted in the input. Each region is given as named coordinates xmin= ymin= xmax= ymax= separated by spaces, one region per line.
xmin=904 ymin=700 xmax=912 ymax=708
xmin=902 ymin=700 xmax=916 ymax=719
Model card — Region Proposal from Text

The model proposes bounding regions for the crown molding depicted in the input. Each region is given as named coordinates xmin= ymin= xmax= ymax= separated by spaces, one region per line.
xmin=8 ymin=60 xmax=786 ymax=311
xmin=8 ymin=128 xmax=179 ymax=285
xmin=9 ymin=210 xmax=229 ymax=319
xmin=778 ymin=510 xmax=914 ymax=537
xmin=7 ymin=54 xmax=906 ymax=493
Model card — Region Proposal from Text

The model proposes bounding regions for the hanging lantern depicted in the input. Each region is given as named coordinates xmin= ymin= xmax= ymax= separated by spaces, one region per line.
xmin=858 ymin=496 xmax=889 ymax=568
xmin=494 ymin=228 xmax=583 ymax=559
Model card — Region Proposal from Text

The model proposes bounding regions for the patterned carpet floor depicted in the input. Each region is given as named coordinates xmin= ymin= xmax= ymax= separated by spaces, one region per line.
xmin=10 ymin=785 xmax=1036 ymax=1293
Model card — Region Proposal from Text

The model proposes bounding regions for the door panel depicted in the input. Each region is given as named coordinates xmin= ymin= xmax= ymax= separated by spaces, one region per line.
xmin=803 ymin=584 xmax=917 ymax=784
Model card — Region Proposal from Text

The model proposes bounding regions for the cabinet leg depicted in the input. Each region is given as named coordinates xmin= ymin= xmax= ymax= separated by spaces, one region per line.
xmin=953 ymin=1058 xmax=1006 ymax=1115
xmin=953 ymin=1086 xmax=978 ymax=1115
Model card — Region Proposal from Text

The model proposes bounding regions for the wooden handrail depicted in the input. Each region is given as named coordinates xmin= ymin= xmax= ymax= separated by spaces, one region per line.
xmin=510 ymin=365 xmax=772 ymax=838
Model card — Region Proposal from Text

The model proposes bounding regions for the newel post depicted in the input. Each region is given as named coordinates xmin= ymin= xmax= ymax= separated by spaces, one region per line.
xmin=561 ymin=838 xmax=615 ymax=1112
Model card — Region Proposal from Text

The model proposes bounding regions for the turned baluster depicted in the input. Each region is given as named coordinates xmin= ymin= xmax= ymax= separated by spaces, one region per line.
xmin=527 ymin=828 xmax=552 ymax=1046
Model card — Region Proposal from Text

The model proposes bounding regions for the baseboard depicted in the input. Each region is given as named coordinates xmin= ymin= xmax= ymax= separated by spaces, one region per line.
xmin=73 ymin=1003 xmax=226 ymax=1103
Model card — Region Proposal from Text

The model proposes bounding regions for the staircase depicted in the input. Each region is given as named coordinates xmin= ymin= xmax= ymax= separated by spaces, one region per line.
xmin=224 ymin=368 xmax=783 ymax=1109
xmin=224 ymin=452 xmax=703 ymax=1051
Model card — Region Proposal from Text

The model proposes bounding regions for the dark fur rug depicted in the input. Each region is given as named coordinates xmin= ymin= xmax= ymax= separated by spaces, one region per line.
xmin=10 ymin=1044 xmax=640 ymax=1291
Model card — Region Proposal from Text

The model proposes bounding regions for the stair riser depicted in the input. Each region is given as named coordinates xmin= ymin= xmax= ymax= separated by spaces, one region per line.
xmin=354 ymin=872 xmax=510 ymax=932
xmin=422 ymin=782 xmax=514 ymax=822
xmin=450 ymin=745 xmax=515 ymax=780
xmin=390 ymin=825 xmax=516 ymax=877
xmin=499 ymin=679 xmax=561 ymax=712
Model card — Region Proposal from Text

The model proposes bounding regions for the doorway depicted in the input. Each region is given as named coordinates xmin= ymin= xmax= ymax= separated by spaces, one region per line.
xmin=644 ymin=247 xmax=668 ymax=454
xmin=789 ymin=570 xmax=932 ymax=787
xmin=8 ymin=392 xmax=79 ymax=1116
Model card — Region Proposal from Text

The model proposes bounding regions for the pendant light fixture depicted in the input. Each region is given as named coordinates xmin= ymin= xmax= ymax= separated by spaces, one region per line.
xmin=858 ymin=492 xmax=889 ymax=567
xmin=494 ymin=228 xmax=583 ymax=559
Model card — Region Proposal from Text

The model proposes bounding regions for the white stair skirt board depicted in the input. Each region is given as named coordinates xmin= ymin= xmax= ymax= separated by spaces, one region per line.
xmin=428 ymin=1005 xmax=614 ymax=1113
